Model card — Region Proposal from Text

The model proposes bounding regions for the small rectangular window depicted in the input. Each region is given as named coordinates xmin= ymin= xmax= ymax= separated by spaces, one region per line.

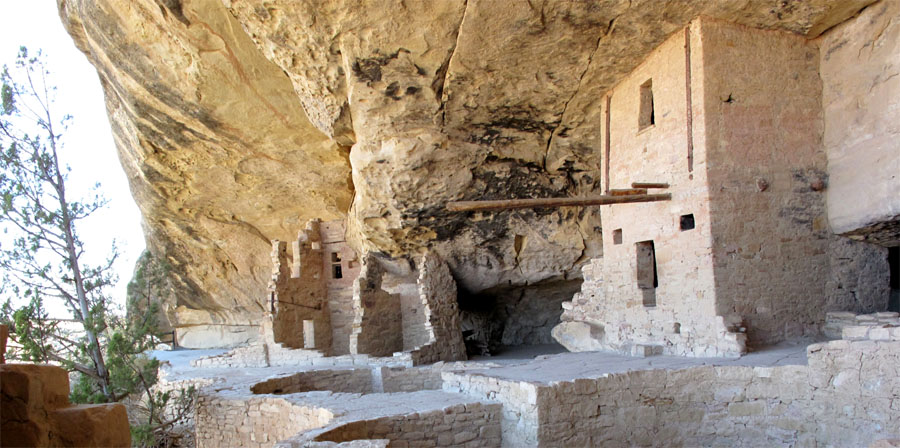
xmin=613 ymin=229 xmax=623 ymax=245
xmin=680 ymin=214 xmax=695 ymax=231
xmin=332 ymin=264 xmax=343 ymax=279
xmin=639 ymin=79 xmax=655 ymax=131
xmin=331 ymin=252 xmax=342 ymax=263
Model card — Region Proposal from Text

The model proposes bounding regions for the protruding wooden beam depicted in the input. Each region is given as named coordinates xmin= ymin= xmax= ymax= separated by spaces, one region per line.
xmin=610 ymin=188 xmax=648 ymax=196
xmin=446 ymin=193 xmax=672 ymax=213
xmin=631 ymin=182 xmax=669 ymax=189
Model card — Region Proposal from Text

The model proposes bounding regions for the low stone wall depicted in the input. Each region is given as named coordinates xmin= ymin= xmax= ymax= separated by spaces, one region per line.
xmin=294 ymin=402 xmax=502 ymax=448
xmin=247 ymin=363 xmax=483 ymax=397
xmin=195 ymin=395 xmax=334 ymax=448
xmin=304 ymin=441 xmax=388 ymax=448
xmin=192 ymin=343 xmax=271 ymax=368
xmin=824 ymin=311 xmax=900 ymax=339
xmin=190 ymin=342 xmax=407 ymax=369
xmin=379 ymin=366 xmax=442 ymax=393
xmin=252 ymin=369 xmax=373 ymax=395
xmin=442 ymin=372 xmax=541 ymax=447
xmin=378 ymin=362 xmax=489 ymax=393
xmin=447 ymin=339 xmax=900 ymax=446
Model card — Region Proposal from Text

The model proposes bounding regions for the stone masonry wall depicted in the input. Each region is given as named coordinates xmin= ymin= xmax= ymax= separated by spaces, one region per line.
xmin=408 ymin=253 xmax=467 ymax=365
xmin=446 ymin=339 xmax=900 ymax=447
xmin=381 ymin=271 xmax=428 ymax=352
xmin=537 ymin=339 xmax=900 ymax=447
xmin=556 ymin=16 xmax=889 ymax=356
xmin=270 ymin=221 xmax=332 ymax=351
xmin=251 ymin=369 xmax=373 ymax=395
xmin=321 ymin=220 xmax=362 ymax=355
xmin=195 ymin=395 xmax=333 ymax=448
xmin=442 ymin=372 xmax=541 ymax=447
xmin=301 ymin=403 xmax=502 ymax=448
xmin=701 ymin=18 xmax=889 ymax=346
xmin=558 ymin=21 xmax=744 ymax=357
xmin=820 ymin=0 xmax=900 ymax=246
xmin=349 ymin=254 xmax=403 ymax=357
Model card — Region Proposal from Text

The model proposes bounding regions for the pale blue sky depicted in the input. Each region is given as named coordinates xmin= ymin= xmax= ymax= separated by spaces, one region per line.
xmin=1 ymin=1 xmax=145 ymax=316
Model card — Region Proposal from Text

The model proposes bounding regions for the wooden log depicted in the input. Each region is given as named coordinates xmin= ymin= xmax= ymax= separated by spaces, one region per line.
xmin=446 ymin=193 xmax=672 ymax=212
xmin=610 ymin=188 xmax=648 ymax=196
xmin=631 ymin=182 xmax=669 ymax=189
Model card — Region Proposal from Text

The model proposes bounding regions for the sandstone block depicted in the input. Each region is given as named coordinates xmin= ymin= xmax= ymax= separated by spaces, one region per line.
xmin=727 ymin=401 xmax=766 ymax=417
xmin=843 ymin=326 xmax=870 ymax=340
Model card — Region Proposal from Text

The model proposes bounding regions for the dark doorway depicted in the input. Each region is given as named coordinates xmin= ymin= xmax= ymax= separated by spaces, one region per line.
xmin=889 ymin=246 xmax=899 ymax=312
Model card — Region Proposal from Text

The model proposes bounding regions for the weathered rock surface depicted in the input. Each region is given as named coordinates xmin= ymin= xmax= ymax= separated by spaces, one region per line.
xmin=59 ymin=0 xmax=353 ymax=339
xmin=820 ymin=0 xmax=900 ymax=246
xmin=0 ymin=364 xmax=131 ymax=447
xmin=59 ymin=0 xmax=875 ymax=344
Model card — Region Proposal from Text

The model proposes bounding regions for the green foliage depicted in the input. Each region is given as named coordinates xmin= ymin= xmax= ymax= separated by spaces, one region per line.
xmin=0 ymin=47 xmax=195 ymax=445
xmin=130 ymin=385 xmax=196 ymax=447
xmin=0 ymin=45 xmax=118 ymax=398
xmin=126 ymin=249 xmax=171 ymax=330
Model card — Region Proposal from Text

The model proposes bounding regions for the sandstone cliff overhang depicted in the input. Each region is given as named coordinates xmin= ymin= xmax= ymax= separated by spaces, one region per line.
xmin=57 ymin=0 xmax=878 ymax=343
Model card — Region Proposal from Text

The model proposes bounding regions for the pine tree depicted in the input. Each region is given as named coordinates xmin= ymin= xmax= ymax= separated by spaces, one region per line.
xmin=0 ymin=46 xmax=117 ymax=400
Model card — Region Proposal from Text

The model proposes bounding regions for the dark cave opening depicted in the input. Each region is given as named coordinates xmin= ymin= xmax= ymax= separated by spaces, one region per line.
xmin=456 ymin=279 xmax=582 ymax=357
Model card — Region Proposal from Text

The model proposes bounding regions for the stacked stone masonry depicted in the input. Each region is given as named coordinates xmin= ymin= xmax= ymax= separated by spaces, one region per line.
xmin=295 ymin=402 xmax=502 ymax=448
xmin=175 ymin=332 xmax=900 ymax=447
xmin=824 ymin=311 xmax=900 ymax=341
xmin=443 ymin=338 xmax=900 ymax=447
xmin=553 ymin=14 xmax=890 ymax=358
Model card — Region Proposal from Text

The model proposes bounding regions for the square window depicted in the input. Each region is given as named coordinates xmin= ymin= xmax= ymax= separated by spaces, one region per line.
xmin=613 ymin=229 xmax=623 ymax=245
xmin=680 ymin=214 xmax=695 ymax=231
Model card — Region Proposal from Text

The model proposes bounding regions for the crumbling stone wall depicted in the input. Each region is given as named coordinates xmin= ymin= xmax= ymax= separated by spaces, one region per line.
xmin=407 ymin=253 xmax=467 ymax=364
xmin=320 ymin=221 xmax=362 ymax=355
xmin=267 ymin=219 xmax=362 ymax=355
xmin=349 ymin=254 xmax=403 ymax=357
xmin=380 ymin=269 xmax=428 ymax=352
xmin=270 ymin=230 xmax=331 ymax=351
